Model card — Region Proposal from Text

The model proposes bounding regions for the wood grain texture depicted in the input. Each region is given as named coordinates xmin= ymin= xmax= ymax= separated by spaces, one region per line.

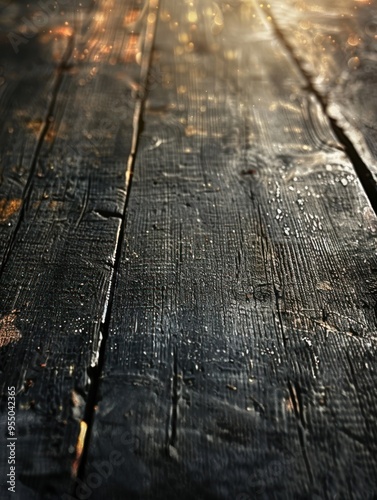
xmin=0 ymin=0 xmax=77 ymax=264
xmin=0 ymin=1 xmax=149 ymax=497
xmin=267 ymin=0 xmax=377 ymax=181
xmin=85 ymin=2 xmax=377 ymax=500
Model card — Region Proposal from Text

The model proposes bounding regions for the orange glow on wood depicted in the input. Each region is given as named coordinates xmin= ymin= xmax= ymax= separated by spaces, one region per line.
xmin=0 ymin=199 xmax=22 ymax=222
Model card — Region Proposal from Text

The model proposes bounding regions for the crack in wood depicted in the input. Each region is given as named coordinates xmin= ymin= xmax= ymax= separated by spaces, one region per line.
xmin=92 ymin=209 xmax=123 ymax=220
xmin=168 ymin=345 xmax=180 ymax=451
xmin=287 ymin=379 xmax=314 ymax=485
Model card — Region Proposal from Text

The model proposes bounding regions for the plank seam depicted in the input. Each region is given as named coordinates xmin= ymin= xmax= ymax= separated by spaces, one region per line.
xmin=76 ymin=0 xmax=161 ymax=480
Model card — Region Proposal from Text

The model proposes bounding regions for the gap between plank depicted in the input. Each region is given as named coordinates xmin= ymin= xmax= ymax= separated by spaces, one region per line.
xmin=76 ymin=0 xmax=161 ymax=481
xmin=255 ymin=2 xmax=377 ymax=215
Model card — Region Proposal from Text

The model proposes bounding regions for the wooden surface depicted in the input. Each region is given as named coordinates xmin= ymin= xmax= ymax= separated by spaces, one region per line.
xmin=0 ymin=1 xmax=377 ymax=499
xmin=267 ymin=0 xmax=377 ymax=185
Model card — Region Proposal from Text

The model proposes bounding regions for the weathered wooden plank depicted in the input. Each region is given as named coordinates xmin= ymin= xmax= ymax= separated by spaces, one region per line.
xmin=85 ymin=2 xmax=377 ymax=500
xmin=0 ymin=1 xmax=152 ymax=497
xmin=266 ymin=0 xmax=377 ymax=182
xmin=0 ymin=0 xmax=79 ymax=264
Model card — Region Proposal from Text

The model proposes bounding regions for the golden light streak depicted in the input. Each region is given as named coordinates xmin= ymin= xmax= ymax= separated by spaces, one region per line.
xmin=72 ymin=420 xmax=88 ymax=478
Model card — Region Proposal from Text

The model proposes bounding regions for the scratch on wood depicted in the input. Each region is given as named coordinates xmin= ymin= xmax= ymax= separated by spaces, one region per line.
xmin=316 ymin=281 xmax=333 ymax=291
xmin=283 ymin=309 xmax=365 ymax=339
xmin=75 ymin=178 xmax=91 ymax=229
